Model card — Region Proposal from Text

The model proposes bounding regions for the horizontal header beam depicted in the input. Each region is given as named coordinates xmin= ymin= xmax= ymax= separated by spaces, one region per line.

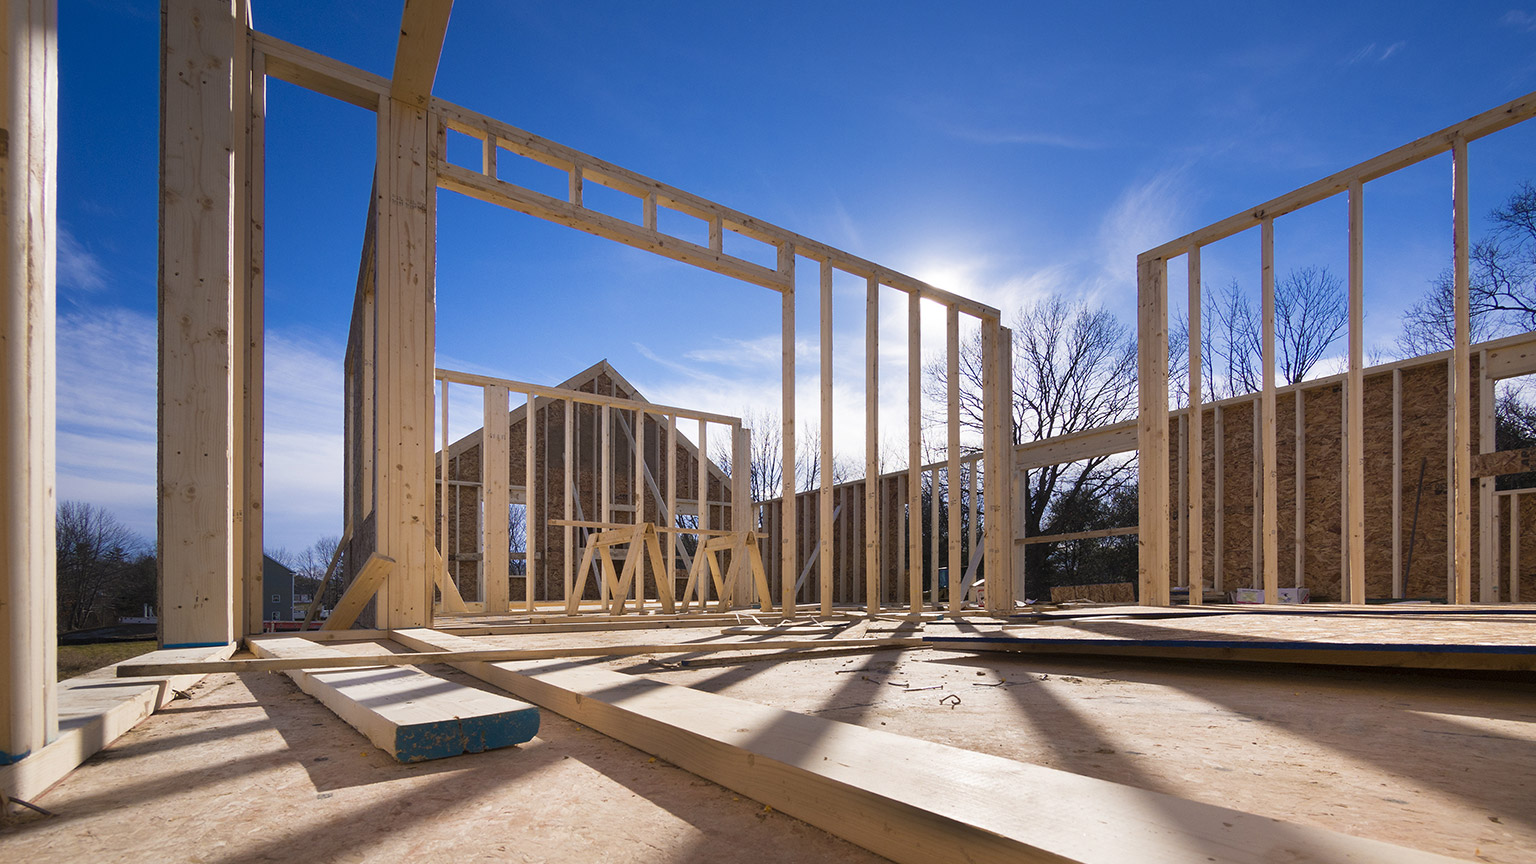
xmin=249 ymin=28 xmax=1001 ymax=320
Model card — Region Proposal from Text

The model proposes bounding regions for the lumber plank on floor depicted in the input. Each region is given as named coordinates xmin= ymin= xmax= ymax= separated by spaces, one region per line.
xmin=390 ymin=628 xmax=1457 ymax=864
xmin=249 ymin=637 xmax=538 ymax=762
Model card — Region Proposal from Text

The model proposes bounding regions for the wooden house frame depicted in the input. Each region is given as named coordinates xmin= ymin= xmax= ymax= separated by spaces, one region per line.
xmin=5 ymin=2 xmax=1536 ymax=859
xmin=150 ymin=0 xmax=1015 ymax=648
xmin=425 ymin=359 xmax=744 ymax=611
xmin=1134 ymin=91 xmax=1536 ymax=607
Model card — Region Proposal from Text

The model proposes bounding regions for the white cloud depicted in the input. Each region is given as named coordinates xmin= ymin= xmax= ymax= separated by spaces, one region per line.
xmin=1502 ymin=10 xmax=1536 ymax=32
xmin=57 ymin=225 xmax=109 ymax=295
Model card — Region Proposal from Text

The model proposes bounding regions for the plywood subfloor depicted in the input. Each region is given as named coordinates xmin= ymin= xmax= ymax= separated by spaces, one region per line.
xmin=5 ymin=613 xmax=1534 ymax=863
xmin=0 ymin=656 xmax=885 ymax=864
xmin=431 ymin=616 xmax=1536 ymax=863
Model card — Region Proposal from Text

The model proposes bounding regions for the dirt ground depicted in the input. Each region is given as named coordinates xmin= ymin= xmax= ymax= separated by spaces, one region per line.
xmin=3 ymin=620 xmax=1534 ymax=863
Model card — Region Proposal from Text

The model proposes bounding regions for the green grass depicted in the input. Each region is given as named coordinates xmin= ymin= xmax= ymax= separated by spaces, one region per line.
xmin=57 ymin=640 xmax=158 ymax=681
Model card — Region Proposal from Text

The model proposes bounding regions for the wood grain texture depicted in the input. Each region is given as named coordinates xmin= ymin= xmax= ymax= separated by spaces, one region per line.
xmin=391 ymin=628 xmax=1458 ymax=864
xmin=250 ymin=637 xmax=537 ymax=762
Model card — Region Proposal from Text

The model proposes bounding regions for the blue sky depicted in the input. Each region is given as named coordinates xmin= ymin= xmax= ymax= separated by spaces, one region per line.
xmin=58 ymin=1 xmax=1536 ymax=552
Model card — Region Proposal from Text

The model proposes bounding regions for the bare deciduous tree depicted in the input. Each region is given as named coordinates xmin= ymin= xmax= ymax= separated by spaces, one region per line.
xmin=57 ymin=501 xmax=151 ymax=632
xmin=926 ymin=296 xmax=1138 ymax=598
xmin=1175 ymin=266 xmax=1346 ymax=401
xmin=714 ymin=410 xmax=838 ymax=502
xmin=1398 ymin=182 xmax=1536 ymax=356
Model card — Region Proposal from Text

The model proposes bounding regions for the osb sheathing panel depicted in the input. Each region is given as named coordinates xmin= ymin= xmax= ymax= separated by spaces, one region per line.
xmin=1502 ymin=494 xmax=1536 ymax=600
xmin=1183 ymin=357 xmax=1487 ymax=602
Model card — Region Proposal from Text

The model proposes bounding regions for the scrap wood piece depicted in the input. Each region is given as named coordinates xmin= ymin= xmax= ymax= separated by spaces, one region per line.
xmin=117 ymin=637 xmax=927 ymax=677
xmin=320 ymin=552 xmax=394 ymax=631
xmin=388 ymin=627 xmax=1458 ymax=864
xmin=250 ymin=638 xmax=538 ymax=763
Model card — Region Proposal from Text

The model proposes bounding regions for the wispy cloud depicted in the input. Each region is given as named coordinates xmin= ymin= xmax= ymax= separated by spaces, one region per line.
xmin=1502 ymin=10 xmax=1536 ymax=32
xmin=1344 ymin=41 xmax=1408 ymax=65
xmin=58 ymin=225 xmax=108 ymax=295
xmin=1091 ymin=166 xmax=1192 ymax=302
xmin=937 ymin=122 xmax=1102 ymax=150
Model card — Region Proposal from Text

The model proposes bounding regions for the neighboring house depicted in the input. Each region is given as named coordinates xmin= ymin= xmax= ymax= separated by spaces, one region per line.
xmin=263 ymin=555 xmax=295 ymax=622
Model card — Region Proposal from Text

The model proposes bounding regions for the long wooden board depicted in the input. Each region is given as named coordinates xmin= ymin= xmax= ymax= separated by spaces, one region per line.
xmin=390 ymin=628 xmax=1456 ymax=864
xmin=119 ymin=637 xmax=924 ymax=677
xmin=249 ymin=637 xmax=538 ymax=763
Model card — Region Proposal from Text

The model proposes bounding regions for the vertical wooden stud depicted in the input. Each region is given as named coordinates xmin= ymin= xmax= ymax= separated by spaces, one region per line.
xmin=1136 ymin=257 xmax=1170 ymax=606
xmin=1480 ymin=351 xmax=1495 ymax=602
xmin=1186 ymin=246 xmax=1203 ymax=605
xmin=159 ymin=0 xmax=239 ymax=648
xmin=780 ymin=243 xmax=797 ymax=618
xmin=698 ymin=417 xmax=709 ymax=607
xmin=1451 ymin=136 xmax=1472 ymax=604
xmin=864 ymin=276 xmax=880 ymax=614
xmin=907 ymin=289 xmax=923 ymax=615
xmin=947 ymin=306 xmax=962 ymax=613
xmin=1260 ymin=218 xmax=1279 ymax=604
xmin=482 ymin=385 xmax=510 ymax=613
xmin=1214 ymin=404 xmax=1225 ymax=594
xmin=564 ymin=397 xmax=574 ymax=608
xmin=1347 ymin=179 xmax=1367 ymax=604
xmin=525 ymin=394 xmax=537 ymax=612
xmin=1 ymin=0 xmax=58 ymax=761
xmin=1393 ymin=367 xmax=1403 ymax=598
xmin=819 ymin=260 xmax=834 ymax=616
xmin=1295 ymin=389 xmax=1305 ymax=591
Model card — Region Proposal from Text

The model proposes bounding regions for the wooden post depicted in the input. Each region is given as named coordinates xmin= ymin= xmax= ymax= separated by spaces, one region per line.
xmin=947 ymin=306 xmax=962 ymax=613
xmin=439 ymin=380 xmax=449 ymax=598
xmin=358 ymin=0 xmax=452 ymax=630
xmin=733 ymin=424 xmax=753 ymax=608
xmin=864 ymin=276 xmax=881 ymax=614
xmin=667 ymin=413 xmax=678 ymax=606
xmin=564 ymin=398 xmax=574 ymax=607
xmin=601 ymin=403 xmax=611 ymax=606
xmin=1346 ymin=180 xmax=1367 ymax=604
xmin=1295 ymin=389 xmax=1305 ymax=591
xmin=1480 ymin=351 xmax=1495 ymax=602
xmin=1186 ymin=246 xmax=1203 ymax=605
xmin=526 ymin=394 xmax=538 ymax=612
xmin=0 ymin=0 xmax=57 ymax=763
xmin=633 ymin=407 xmax=644 ymax=610
xmin=1451 ymin=135 xmax=1473 ymax=604
xmin=1514 ymin=493 xmax=1523 ymax=604
xmin=698 ymin=418 xmax=709 ymax=607
xmin=1447 ymin=357 xmax=1456 ymax=602
xmin=780 ymin=243 xmax=797 ymax=619
xmin=1177 ymin=413 xmax=1188 ymax=588
xmin=237 ymin=39 xmax=266 ymax=638
xmin=1214 ymin=404 xmax=1224 ymax=594
xmin=1393 ymin=368 xmax=1403 ymax=598
xmin=159 ymin=0 xmax=243 ymax=647
xmin=1260 ymin=218 xmax=1279 ymax=604
xmin=1136 ymin=257 xmax=1170 ymax=606
xmin=986 ymin=323 xmax=1017 ymax=612
xmin=483 ymin=386 xmax=510 ymax=613
xmin=1252 ymin=396 xmax=1261 ymax=589
xmin=907 ymin=290 xmax=923 ymax=615
xmin=819 ymin=261 xmax=834 ymax=616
